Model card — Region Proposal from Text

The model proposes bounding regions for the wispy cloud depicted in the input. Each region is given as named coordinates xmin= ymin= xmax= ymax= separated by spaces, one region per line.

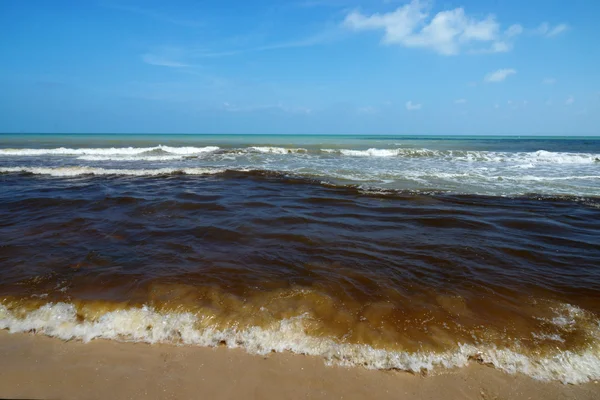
xmin=454 ymin=98 xmax=467 ymax=104
xmin=191 ymin=29 xmax=343 ymax=58
xmin=343 ymin=0 xmax=523 ymax=55
xmin=565 ymin=95 xmax=575 ymax=106
xmin=142 ymin=54 xmax=190 ymax=68
xmin=484 ymin=68 xmax=516 ymax=83
xmin=105 ymin=4 xmax=203 ymax=28
xmin=140 ymin=27 xmax=342 ymax=73
xmin=505 ymin=24 xmax=523 ymax=38
xmin=405 ymin=100 xmax=422 ymax=110
xmin=542 ymin=78 xmax=557 ymax=85
xmin=536 ymin=22 xmax=569 ymax=37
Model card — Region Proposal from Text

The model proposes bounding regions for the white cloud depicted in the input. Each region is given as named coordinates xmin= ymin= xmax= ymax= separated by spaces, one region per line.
xmin=536 ymin=22 xmax=568 ymax=37
xmin=405 ymin=100 xmax=422 ymax=110
xmin=505 ymin=24 xmax=523 ymax=37
xmin=454 ymin=98 xmax=467 ymax=104
xmin=343 ymin=0 xmax=516 ymax=55
xmin=565 ymin=95 xmax=575 ymax=105
xmin=142 ymin=54 xmax=189 ymax=68
xmin=488 ymin=41 xmax=511 ymax=53
xmin=494 ymin=103 xmax=500 ymax=109
xmin=484 ymin=68 xmax=516 ymax=83
xmin=542 ymin=78 xmax=557 ymax=85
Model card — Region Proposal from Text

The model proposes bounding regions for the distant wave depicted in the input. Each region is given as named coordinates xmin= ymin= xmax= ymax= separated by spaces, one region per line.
xmin=0 ymin=145 xmax=219 ymax=156
xmin=77 ymin=155 xmax=187 ymax=161
xmin=1 ymin=146 xmax=598 ymax=164
xmin=249 ymin=146 xmax=307 ymax=154
xmin=2 ymin=166 xmax=600 ymax=204
xmin=324 ymin=148 xmax=600 ymax=164
xmin=0 ymin=166 xmax=227 ymax=177
xmin=2 ymin=166 xmax=599 ymax=183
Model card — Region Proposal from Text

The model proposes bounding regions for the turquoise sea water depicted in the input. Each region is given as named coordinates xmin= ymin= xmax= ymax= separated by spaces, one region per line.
xmin=1 ymin=134 xmax=599 ymax=197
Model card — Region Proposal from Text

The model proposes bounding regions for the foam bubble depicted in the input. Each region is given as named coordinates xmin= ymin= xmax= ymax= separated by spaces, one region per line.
xmin=249 ymin=147 xmax=306 ymax=154
xmin=339 ymin=148 xmax=404 ymax=157
xmin=0 ymin=302 xmax=598 ymax=384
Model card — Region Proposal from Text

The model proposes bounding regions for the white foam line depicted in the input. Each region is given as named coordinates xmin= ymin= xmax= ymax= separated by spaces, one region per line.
xmin=0 ymin=166 xmax=226 ymax=177
xmin=249 ymin=147 xmax=307 ymax=154
xmin=76 ymin=155 xmax=187 ymax=161
xmin=0 ymin=145 xmax=219 ymax=156
xmin=2 ymin=146 xmax=598 ymax=164
xmin=0 ymin=303 xmax=598 ymax=384
xmin=320 ymin=148 xmax=600 ymax=164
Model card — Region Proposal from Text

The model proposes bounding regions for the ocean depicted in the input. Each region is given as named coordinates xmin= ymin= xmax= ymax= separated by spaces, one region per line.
xmin=0 ymin=134 xmax=599 ymax=384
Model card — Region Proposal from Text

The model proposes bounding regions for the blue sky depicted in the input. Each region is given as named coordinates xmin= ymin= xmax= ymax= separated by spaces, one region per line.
xmin=0 ymin=0 xmax=599 ymax=134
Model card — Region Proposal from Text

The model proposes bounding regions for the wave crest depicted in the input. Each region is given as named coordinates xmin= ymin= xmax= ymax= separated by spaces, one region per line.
xmin=0 ymin=302 xmax=598 ymax=384
xmin=0 ymin=166 xmax=226 ymax=176
xmin=249 ymin=147 xmax=307 ymax=154
xmin=0 ymin=145 xmax=219 ymax=156
xmin=324 ymin=148 xmax=600 ymax=163
xmin=2 ymin=146 xmax=598 ymax=164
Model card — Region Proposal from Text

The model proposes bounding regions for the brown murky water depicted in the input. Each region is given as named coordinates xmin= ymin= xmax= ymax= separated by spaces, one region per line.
xmin=1 ymin=170 xmax=599 ymax=382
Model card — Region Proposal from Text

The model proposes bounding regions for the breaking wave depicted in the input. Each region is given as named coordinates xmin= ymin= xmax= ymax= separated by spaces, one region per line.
xmin=325 ymin=148 xmax=600 ymax=163
xmin=0 ymin=302 xmax=598 ymax=384
xmin=0 ymin=145 xmax=220 ymax=156
xmin=0 ymin=166 xmax=227 ymax=177
xmin=249 ymin=146 xmax=307 ymax=154
xmin=2 ymin=146 xmax=598 ymax=164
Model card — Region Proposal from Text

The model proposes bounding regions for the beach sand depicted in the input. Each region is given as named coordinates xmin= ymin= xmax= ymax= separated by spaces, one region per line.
xmin=0 ymin=331 xmax=597 ymax=400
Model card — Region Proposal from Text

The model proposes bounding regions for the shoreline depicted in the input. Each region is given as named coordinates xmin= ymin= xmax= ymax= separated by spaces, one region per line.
xmin=0 ymin=331 xmax=597 ymax=400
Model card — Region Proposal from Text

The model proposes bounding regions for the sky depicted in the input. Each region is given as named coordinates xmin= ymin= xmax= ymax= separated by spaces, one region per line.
xmin=0 ymin=0 xmax=599 ymax=135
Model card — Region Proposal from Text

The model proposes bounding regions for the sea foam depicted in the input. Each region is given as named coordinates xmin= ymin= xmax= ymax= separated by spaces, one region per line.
xmin=2 ymin=146 xmax=598 ymax=165
xmin=0 ymin=145 xmax=219 ymax=156
xmin=249 ymin=147 xmax=307 ymax=154
xmin=324 ymin=148 xmax=600 ymax=163
xmin=0 ymin=166 xmax=227 ymax=177
xmin=0 ymin=302 xmax=599 ymax=384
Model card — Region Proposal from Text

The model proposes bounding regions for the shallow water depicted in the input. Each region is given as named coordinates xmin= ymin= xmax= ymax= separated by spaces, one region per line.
xmin=1 ymin=134 xmax=599 ymax=383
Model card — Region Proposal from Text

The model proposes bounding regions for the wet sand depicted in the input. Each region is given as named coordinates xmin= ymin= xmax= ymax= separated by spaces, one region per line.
xmin=0 ymin=331 xmax=597 ymax=400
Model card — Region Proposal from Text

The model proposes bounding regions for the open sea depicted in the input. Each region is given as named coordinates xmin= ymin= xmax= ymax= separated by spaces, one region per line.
xmin=1 ymin=134 xmax=599 ymax=383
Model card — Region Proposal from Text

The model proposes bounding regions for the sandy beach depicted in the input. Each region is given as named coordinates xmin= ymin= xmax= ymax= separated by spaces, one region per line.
xmin=0 ymin=331 xmax=597 ymax=400
xmin=2 ymin=0 xmax=599 ymax=397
